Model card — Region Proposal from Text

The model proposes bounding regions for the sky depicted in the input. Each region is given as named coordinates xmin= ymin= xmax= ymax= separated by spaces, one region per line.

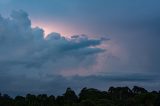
xmin=0 ymin=0 xmax=160 ymax=96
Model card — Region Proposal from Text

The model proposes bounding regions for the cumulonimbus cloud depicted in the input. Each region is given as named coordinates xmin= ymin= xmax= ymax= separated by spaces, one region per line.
xmin=0 ymin=10 xmax=159 ymax=96
xmin=0 ymin=10 xmax=106 ymax=77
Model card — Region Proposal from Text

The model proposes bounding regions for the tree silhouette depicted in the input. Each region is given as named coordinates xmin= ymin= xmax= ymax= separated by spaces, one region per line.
xmin=132 ymin=86 xmax=148 ymax=94
xmin=0 ymin=86 xmax=159 ymax=106
xmin=63 ymin=87 xmax=78 ymax=105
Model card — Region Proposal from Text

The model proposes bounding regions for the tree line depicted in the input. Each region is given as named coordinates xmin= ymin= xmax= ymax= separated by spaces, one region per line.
xmin=0 ymin=86 xmax=160 ymax=106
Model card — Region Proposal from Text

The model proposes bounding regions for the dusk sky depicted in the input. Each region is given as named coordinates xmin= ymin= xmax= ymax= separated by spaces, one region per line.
xmin=0 ymin=0 xmax=160 ymax=96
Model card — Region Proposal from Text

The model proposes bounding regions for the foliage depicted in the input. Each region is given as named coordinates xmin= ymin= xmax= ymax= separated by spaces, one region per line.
xmin=0 ymin=86 xmax=159 ymax=106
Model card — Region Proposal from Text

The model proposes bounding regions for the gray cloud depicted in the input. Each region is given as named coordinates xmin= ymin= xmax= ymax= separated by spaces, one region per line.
xmin=0 ymin=72 xmax=159 ymax=96
xmin=0 ymin=9 xmax=160 ymax=96
xmin=0 ymin=10 xmax=109 ymax=95
xmin=0 ymin=10 xmax=105 ymax=76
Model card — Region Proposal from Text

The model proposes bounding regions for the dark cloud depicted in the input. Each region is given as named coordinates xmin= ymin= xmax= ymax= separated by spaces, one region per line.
xmin=0 ymin=72 xmax=159 ymax=96
xmin=0 ymin=1 xmax=160 ymax=95
xmin=0 ymin=10 xmax=110 ymax=95
xmin=0 ymin=10 xmax=105 ymax=75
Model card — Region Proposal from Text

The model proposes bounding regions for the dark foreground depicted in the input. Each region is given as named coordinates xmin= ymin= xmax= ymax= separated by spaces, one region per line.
xmin=0 ymin=86 xmax=160 ymax=106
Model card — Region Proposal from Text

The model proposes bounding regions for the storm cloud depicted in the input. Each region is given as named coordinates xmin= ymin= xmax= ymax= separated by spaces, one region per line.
xmin=0 ymin=10 xmax=106 ymax=77
xmin=0 ymin=10 xmax=109 ymax=95
xmin=0 ymin=1 xmax=160 ymax=96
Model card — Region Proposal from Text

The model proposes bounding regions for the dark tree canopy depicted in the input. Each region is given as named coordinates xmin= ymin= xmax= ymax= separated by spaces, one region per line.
xmin=0 ymin=86 xmax=159 ymax=106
